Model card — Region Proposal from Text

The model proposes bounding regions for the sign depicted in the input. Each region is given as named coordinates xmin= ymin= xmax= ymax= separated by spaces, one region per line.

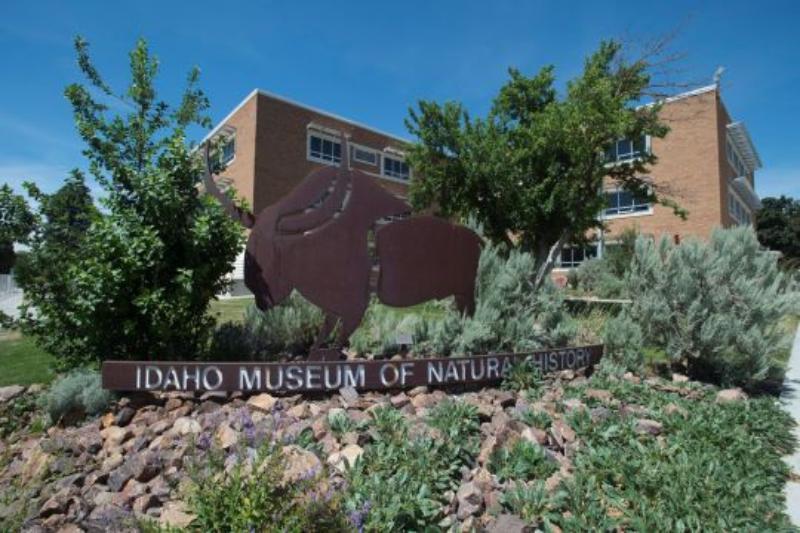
xmin=102 ymin=344 xmax=603 ymax=393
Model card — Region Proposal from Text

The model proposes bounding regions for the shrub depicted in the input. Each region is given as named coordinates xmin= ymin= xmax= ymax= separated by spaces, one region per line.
xmin=207 ymin=292 xmax=323 ymax=360
xmin=352 ymin=241 xmax=577 ymax=357
xmin=625 ymin=227 xmax=800 ymax=387
xmin=344 ymin=404 xmax=480 ymax=531
xmin=488 ymin=440 xmax=558 ymax=482
xmin=186 ymin=440 xmax=348 ymax=532
xmin=575 ymin=258 xmax=626 ymax=298
xmin=501 ymin=480 xmax=564 ymax=529
xmin=17 ymin=39 xmax=244 ymax=369
xmin=602 ymin=312 xmax=644 ymax=372
xmin=42 ymin=369 xmax=112 ymax=425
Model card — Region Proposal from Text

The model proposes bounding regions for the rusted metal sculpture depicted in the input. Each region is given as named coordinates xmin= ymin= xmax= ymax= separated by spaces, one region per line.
xmin=203 ymin=133 xmax=481 ymax=360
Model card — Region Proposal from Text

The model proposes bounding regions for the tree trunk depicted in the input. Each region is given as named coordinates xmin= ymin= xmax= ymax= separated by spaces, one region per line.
xmin=533 ymin=231 xmax=569 ymax=290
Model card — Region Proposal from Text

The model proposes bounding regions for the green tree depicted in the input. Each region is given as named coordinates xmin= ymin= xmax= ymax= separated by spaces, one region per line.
xmin=756 ymin=195 xmax=800 ymax=266
xmin=0 ymin=184 xmax=35 ymax=274
xmin=17 ymin=37 xmax=243 ymax=369
xmin=405 ymin=40 xmax=685 ymax=286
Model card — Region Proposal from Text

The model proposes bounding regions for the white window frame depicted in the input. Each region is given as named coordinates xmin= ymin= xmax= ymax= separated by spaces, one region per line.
xmin=728 ymin=189 xmax=752 ymax=226
xmin=220 ymin=135 xmax=236 ymax=167
xmin=307 ymin=130 xmax=342 ymax=166
xmin=351 ymin=143 xmax=379 ymax=166
xmin=382 ymin=154 xmax=411 ymax=181
xmin=604 ymin=135 xmax=651 ymax=165
xmin=556 ymin=244 xmax=598 ymax=269
xmin=601 ymin=186 xmax=654 ymax=219
xmin=726 ymin=136 xmax=748 ymax=178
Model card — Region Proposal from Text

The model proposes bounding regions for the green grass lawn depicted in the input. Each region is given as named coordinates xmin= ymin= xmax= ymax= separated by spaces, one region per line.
xmin=210 ymin=296 xmax=253 ymax=324
xmin=0 ymin=332 xmax=56 ymax=387
xmin=0 ymin=297 xmax=256 ymax=388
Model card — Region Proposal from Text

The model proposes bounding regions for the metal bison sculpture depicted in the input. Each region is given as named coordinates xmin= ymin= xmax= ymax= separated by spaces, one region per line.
xmin=204 ymin=135 xmax=481 ymax=359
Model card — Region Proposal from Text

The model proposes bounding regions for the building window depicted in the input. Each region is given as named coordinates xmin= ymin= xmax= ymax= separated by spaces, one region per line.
xmin=352 ymin=145 xmax=378 ymax=166
xmin=557 ymin=244 xmax=598 ymax=268
xmin=221 ymin=137 xmax=235 ymax=165
xmin=728 ymin=192 xmax=751 ymax=225
xmin=603 ymin=187 xmax=651 ymax=216
xmin=605 ymin=136 xmax=648 ymax=163
xmin=383 ymin=155 xmax=410 ymax=181
xmin=308 ymin=133 xmax=342 ymax=165
xmin=726 ymin=137 xmax=747 ymax=178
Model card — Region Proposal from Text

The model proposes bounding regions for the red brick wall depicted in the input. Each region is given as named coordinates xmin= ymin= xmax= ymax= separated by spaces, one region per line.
xmin=603 ymin=89 xmax=726 ymax=242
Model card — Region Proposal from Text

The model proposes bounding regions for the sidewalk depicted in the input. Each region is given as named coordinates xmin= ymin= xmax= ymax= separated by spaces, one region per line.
xmin=783 ymin=323 xmax=800 ymax=525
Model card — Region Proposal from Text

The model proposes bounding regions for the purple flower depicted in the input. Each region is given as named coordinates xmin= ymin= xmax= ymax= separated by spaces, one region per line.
xmin=197 ymin=431 xmax=211 ymax=450
xmin=347 ymin=501 xmax=372 ymax=532
xmin=238 ymin=408 xmax=256 ymax=444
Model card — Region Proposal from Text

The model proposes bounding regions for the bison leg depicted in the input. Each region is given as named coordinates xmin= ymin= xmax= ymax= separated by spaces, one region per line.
xmin=454 ymin=291 xmax=476 ymax=316
xmin=308 ymin=313 xmax=346 ymax=361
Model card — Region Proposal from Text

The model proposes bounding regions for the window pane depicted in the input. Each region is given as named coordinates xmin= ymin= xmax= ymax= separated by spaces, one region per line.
xmin=333 ymin=142 xmax=341 ymax=159
xmin=633 ymin=136 xmax=646 ymax=155
xmin=617 ymin=139 xmax=633 ymax=159
xmin=310 ymin=136 xmax=321 ymax=154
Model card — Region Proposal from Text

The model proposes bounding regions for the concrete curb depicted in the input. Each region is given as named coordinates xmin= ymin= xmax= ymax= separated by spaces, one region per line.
xmin=782 ymin=322 xmax=800 ymax=526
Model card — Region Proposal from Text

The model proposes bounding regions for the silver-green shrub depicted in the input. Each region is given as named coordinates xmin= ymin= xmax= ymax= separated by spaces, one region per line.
xmin=208 ymin=292 xmax=324 ymax=360
xmin=351 ymin=241 xmax=577 ymax=356
xmin=626 ymin=226 xmax=800 ymax=387
xmin=602 ymin=312 xmax=644 ymax=371
xmin=42 ymin=369 xmax=112 ymax=424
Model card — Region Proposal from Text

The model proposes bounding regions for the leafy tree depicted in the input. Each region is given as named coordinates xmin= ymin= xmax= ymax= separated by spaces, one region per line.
xmin=0 ymin=184 xmax=35 ymax=274
xmin=756 ymin=195 xmax=800 ymax=266
xmin=17 ymin=37 xmax=243 ymax=369
xmin=405 ymin=40 xmax=685 ymax=286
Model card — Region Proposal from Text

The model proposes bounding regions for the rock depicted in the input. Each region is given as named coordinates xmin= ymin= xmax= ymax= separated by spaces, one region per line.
xmin=160 ymin=501 xmax=194 ymax=528
xmin=590 ymin=406 xmax=612 ymax=423
xmin=489 ymin=513 xmax=531 ymax=533
xmin=311 ymin=417 xmax=328 ymax=439
xmin=545 ymin=471 xmax=565 ymax=492
xmin=101 ymin=425 xmax=133 ymax=449
xmin=100 ymin=412 xmax=115 ymax=429
xmin=339 ymin=386 xmax=359 ymax=406
xmin=164 ymin=397 xmax=183 ymax=411
xmin=173 ymin=417 xmax=201 ymax=435
xmin=39 ymin=490 xmax=70 ymax=518
xmin=411 ymin=393 xmax=437 ymax=410
xmin=130 ymin=452 xmax=162 ymax=483
xmin=0 ymin=384 xmax=25 ymax=403
xmin=390 ymin=392 xmax=410 ymax=408
xmin=282 ymin=444 xmax=322 ymax=483
xmin=664 ymin=403 xmax=688 ymax=418
xmin=672 ymin=373 xmax=690 ymax=383
xmin=115 ymin=407 xmax=136 ymax=427
xmin=716 ymin=388 xmax=747 ymax=403
xmin=635 ymin=419 xmax=663 ymax=436
xmin=622 ymin=372 xmax=641 ymax=384
xmin=102 ymin=452 xmax=124 ymax=473
xmin=584 ymin=388 xmax=612 ymax=403
xmin=520 ymin=426 xmax=548 ymax=445
xmin=456 ymin=481 xmax=483 ymax=520
xmin=562 ymin=398 xmax=586 ymax=412
xmin=107 ymin=465 xmax=134 ymax=492
xmin=86 ymin=504 xmax=131 ymax=528
xmin=550 ymin=419 xmax=576 ymax=447
xmin=328 ymin=444 xmax=363 ymax=472
xmin=133 ymin=493 xmax=160 ymax=514
xmin=93 ymin=490 xmax=114 ymax=507
xmin=619 ymin=403 xmax=649 ymax=417
xmin=247 ymin=393 xmax=277 ymax=412
xmin=466 ymin=399 xmax=494 ymax=422
xmin=408 ymin=385 xmax=428 ymax=397
xmin=21 ymin=445 xmax=51 ymax=483
xmin=477 ymin=435 xmax=499 ymax=464
xmin=215 ymin=423 xmax=238 ymax=449
xmin=287 ymin=403 xmax=309 ymax=419
xmin=493 ymin=390 xmax=515 ymax=408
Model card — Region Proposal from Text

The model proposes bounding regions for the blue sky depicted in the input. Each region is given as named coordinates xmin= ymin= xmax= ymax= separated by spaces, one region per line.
xmin=2 ymin=0 xmax=799 ymax=198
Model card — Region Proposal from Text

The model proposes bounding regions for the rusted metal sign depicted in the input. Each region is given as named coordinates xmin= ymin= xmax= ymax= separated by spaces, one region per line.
xmin=203 ymin=133 xmax=481 ymax=360
xmin=101 ymin=345 xmax=603 ymax=393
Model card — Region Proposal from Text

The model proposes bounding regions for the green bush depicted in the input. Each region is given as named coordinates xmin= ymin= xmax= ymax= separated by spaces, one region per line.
xmin=344 ymin=403 xmax=480 ymax=531
xmin=602 ymin=312 xmax=644 ymax=372
xmin=18 ymin=39 xmax=243 ymax=369
xmin=575 ymin=258 xmax=626 ymax=298
xmin=351 ymin=241 xmax=577 ymax=357
xmin=187 ymin=440 xmax=348 ymax=532
xmin=625 ymin=226 xmax=800 ymax=387
xmin=488 ymin=440 xmax=558 ymax=482
xmin=208 ymin=292 xmax=324 ymax=360
xmin=42 ymin=369 xmax=112 ymax=424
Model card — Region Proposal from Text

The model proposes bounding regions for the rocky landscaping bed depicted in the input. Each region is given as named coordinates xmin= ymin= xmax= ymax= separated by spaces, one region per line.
xmin=0 ymin=366 xmax=795 ymax=532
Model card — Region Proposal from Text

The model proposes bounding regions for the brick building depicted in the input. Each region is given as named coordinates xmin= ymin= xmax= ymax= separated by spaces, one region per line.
xmin=204 ymin=85 xmax=761 ymax=290
xmin=555 ymin=83 xmax=762 ymax=271
xmin=200 ymin=89 xmax=412 ymax=294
